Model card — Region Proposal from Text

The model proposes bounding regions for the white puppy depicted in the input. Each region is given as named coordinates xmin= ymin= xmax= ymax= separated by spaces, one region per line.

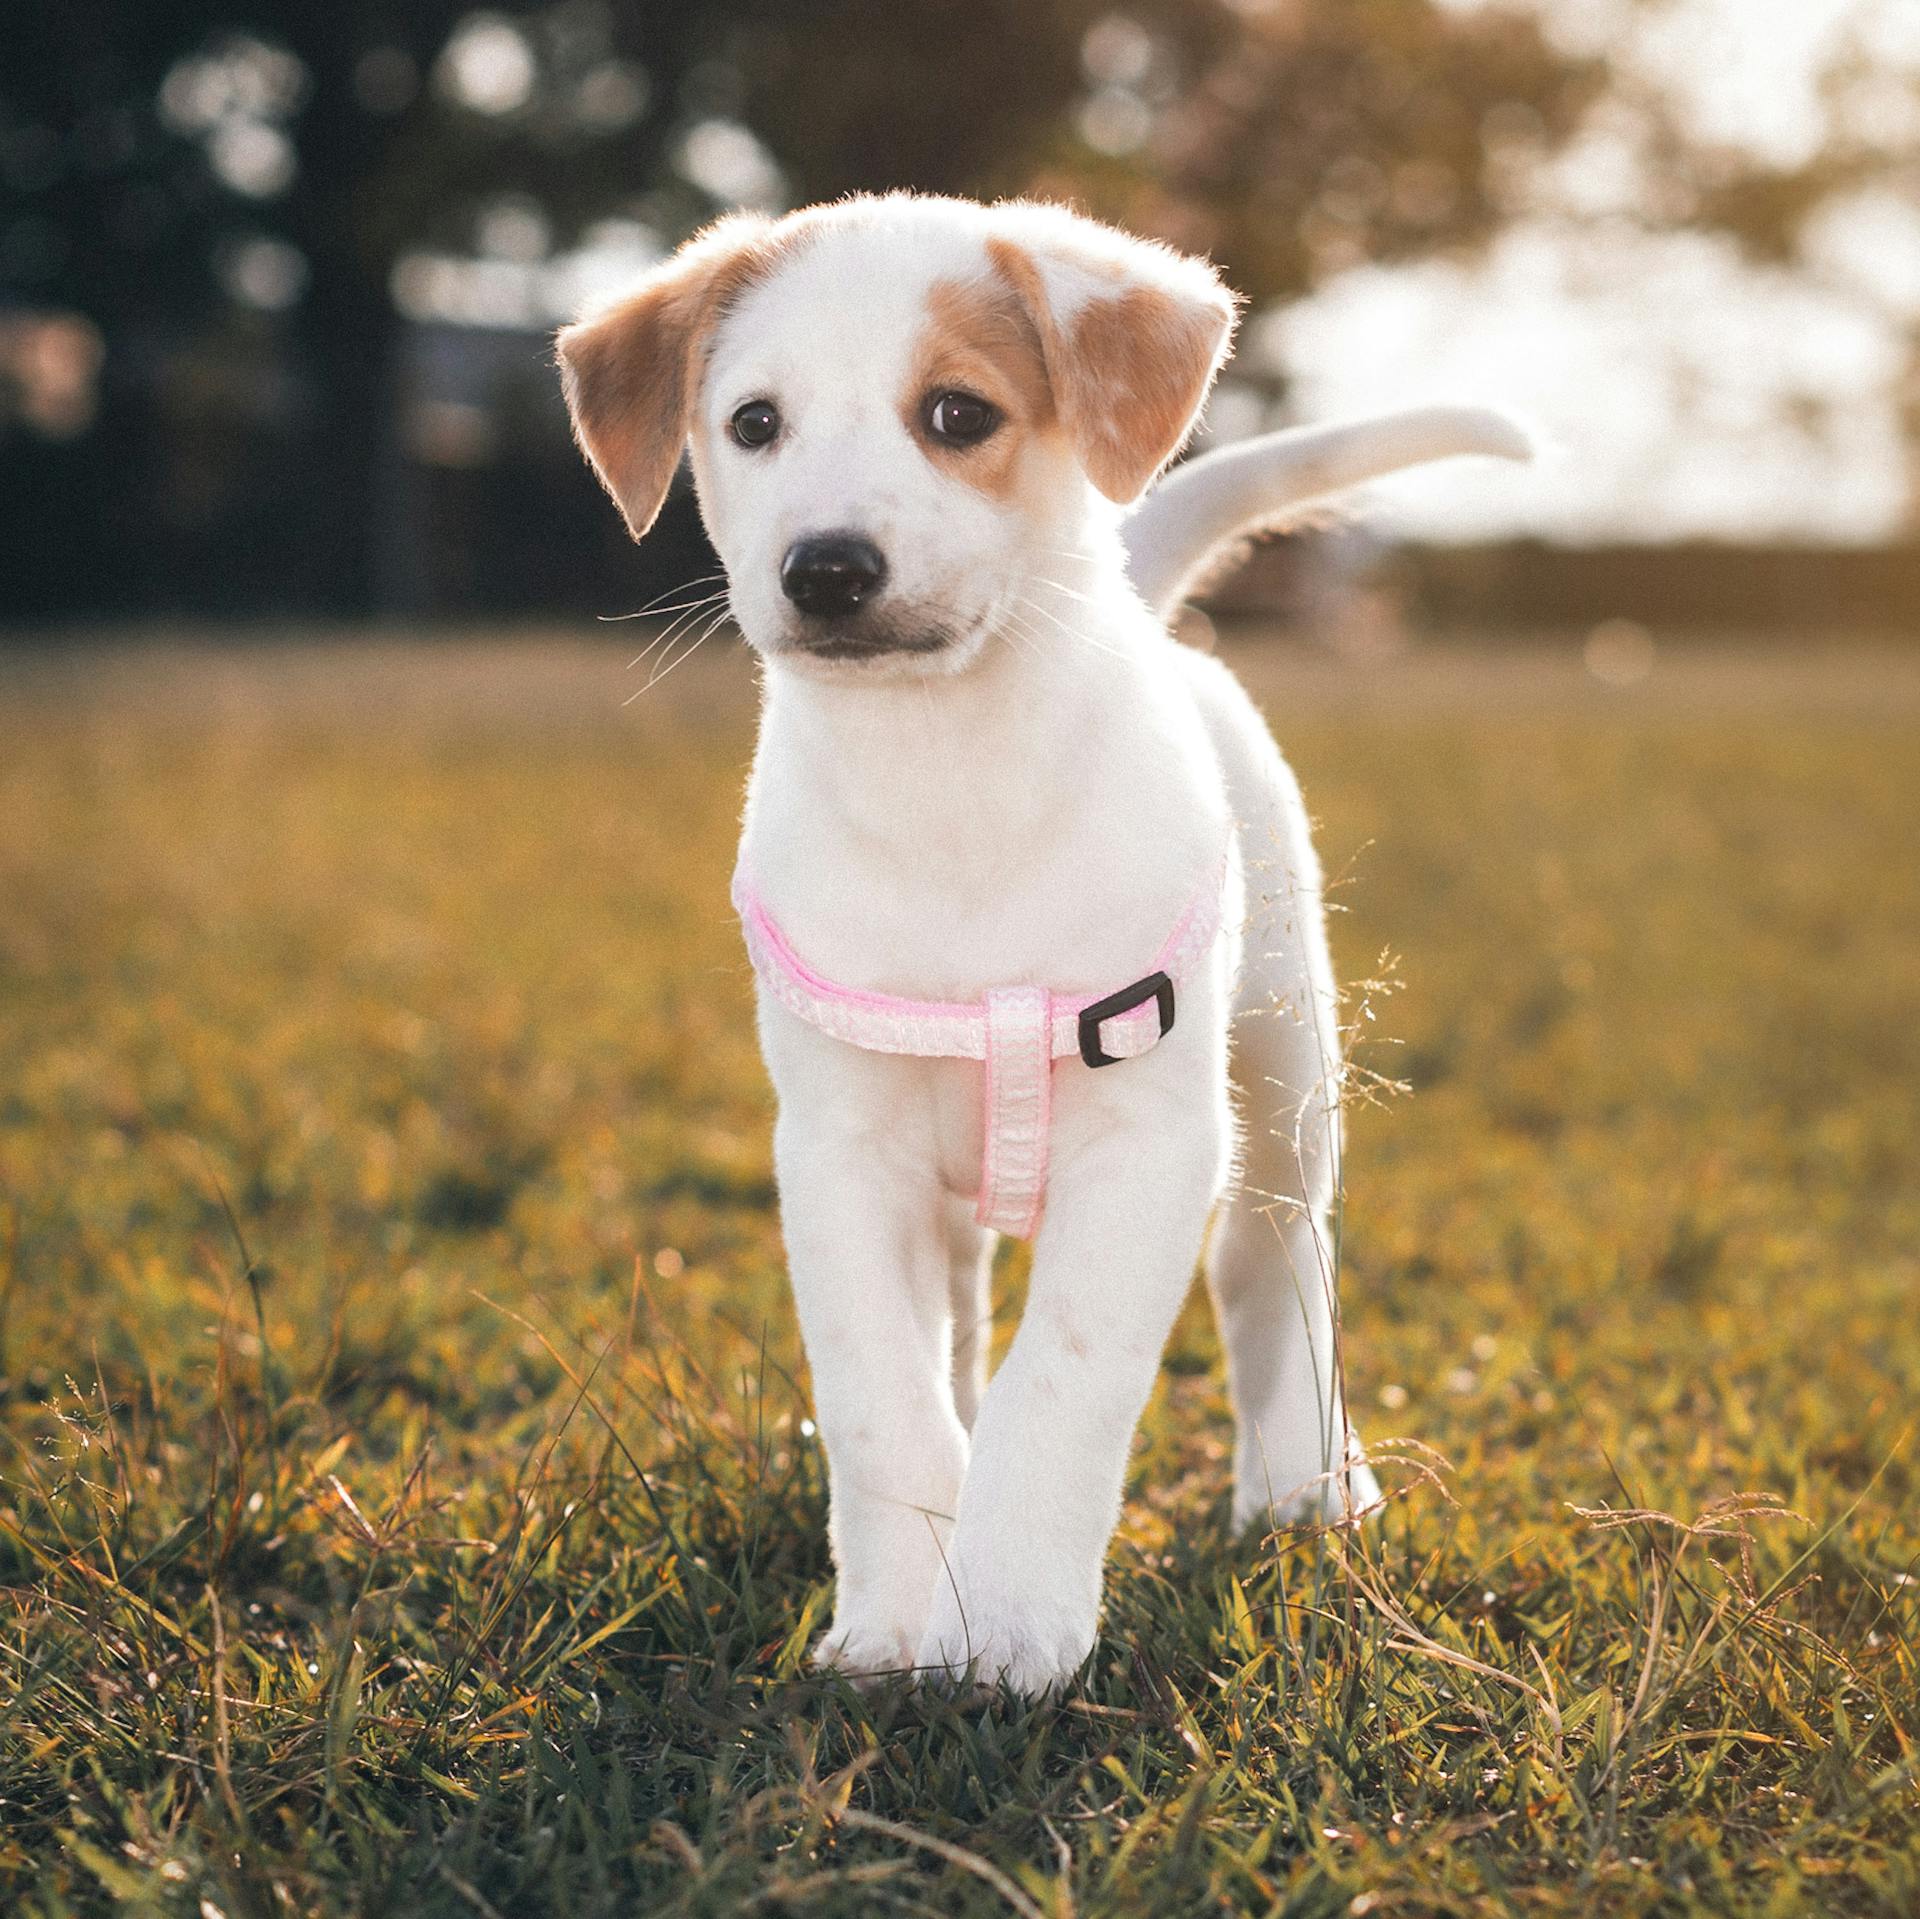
xmin=558 ymin=193 xmax=1526 ymax=1696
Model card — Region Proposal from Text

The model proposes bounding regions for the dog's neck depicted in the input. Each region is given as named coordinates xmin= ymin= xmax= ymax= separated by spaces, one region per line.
xmin=748 ymin=533 xmax=1149 ymax=879
xmin=735 ymin=510 xmax=1228 ymax=992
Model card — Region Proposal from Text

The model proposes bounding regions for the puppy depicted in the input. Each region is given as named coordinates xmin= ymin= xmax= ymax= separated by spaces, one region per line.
xmin=558 ymin=193 xmax=1527 ymax=1696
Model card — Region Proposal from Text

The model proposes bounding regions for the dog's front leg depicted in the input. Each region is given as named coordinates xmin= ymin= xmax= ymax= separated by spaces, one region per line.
xmin=915 ymin=1063 xmax=1226 ymax=1696
xmin=772 ymin=1099 xmax=970 ymax=1683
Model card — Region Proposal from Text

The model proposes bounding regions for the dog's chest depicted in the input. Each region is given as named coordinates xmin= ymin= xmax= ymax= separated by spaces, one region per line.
xmin=740 ymin=628 xmax=1231 ymax=1010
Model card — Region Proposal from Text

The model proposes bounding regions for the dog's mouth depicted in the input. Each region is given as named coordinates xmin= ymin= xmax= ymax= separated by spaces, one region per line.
xmin=776 ymin=613 xmax=961 ymax=666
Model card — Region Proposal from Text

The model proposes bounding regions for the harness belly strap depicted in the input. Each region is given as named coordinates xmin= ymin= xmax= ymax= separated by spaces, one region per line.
xmin=731 ymin=865 xmax=1225 ymax=1238
xmin=979 ymin=987 xmax=1053 ymax=1236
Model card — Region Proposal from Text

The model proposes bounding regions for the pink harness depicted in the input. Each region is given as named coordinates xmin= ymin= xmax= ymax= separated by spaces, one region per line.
xmin=732 ymin=867 xmax=1226 ymax=1239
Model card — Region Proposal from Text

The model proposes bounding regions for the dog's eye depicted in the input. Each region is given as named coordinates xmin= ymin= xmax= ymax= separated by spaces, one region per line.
xmin=926 ymin=390 xmax=1000 ymax=447
xmin=729 ymin=400 xmax=781 ymax=449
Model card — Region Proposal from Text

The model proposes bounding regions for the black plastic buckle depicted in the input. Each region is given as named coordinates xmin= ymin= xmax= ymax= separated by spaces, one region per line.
xmin=1077 ymin=970 xmax=1176 ymax=1069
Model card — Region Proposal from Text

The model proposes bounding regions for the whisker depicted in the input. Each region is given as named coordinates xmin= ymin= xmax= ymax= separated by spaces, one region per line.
xmin=998 ymin=608 xmax=1076 ymax=678
xmin=997 ymin=614 xmax=1043 ymax=663
xmin=1030 ymin=574 xmax=1103 ymax=608
xmin=627 ymin=592 xmax=729 ymax=668
xmin=656 ymin=607 xmax=732 ymax=684
xmin=641 ymin=587 xmax=728 ymax=634
xmin=635 ymin=586 xmax=730 ymax=636
xmin=640 ymin=601 xmax=735 ymax=693
xmin=599 ymin=572 xmax=728 ymax=622
xmin=624 ymin=602 xmax=732 ymax=703
xmin=1014 ymin=594 xmax=1128 ymax=661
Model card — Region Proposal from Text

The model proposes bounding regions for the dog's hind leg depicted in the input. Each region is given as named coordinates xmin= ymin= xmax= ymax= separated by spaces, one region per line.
xmin=1179 ymin=651 xmax=1380 ymax=1531
xmin=1207 ymin=947 xmax=1378 ymax=1531
xmin=945 ymin=1196 xmax=995 ymax=1430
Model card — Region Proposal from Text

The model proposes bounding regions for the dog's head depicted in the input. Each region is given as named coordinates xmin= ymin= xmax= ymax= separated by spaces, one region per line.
xmin=557 ymin=195 xmax=1236 ymax=678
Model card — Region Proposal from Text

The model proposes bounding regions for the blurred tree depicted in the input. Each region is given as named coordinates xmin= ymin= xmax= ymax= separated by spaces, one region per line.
xmin=1037 ymin=1 xmax=1603 ymax=302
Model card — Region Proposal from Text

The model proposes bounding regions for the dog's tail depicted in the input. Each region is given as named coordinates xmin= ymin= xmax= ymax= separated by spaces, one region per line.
xmin=1123 ymin=405 xmax=1533 ymax=621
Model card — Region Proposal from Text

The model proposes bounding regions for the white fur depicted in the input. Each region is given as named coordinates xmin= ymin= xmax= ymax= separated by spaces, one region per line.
xmin=567 ymin=195 xmax=1528 ymax=1696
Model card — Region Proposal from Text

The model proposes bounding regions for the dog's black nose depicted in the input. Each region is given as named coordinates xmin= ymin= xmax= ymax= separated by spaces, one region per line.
xmin=780 ymin=535 xmax=887 ymax=617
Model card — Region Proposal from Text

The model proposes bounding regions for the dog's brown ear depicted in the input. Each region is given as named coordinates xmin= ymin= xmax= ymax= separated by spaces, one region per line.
xmin=556 ymin=214 xmax=777 ymax=539
xmin=988 ymin=210 xmax=1238 ymax=504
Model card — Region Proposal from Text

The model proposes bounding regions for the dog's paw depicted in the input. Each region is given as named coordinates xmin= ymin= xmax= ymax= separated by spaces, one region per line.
xmin=813 ymin=1616 xmax=919 ymax=1687
xmin=913 ymin=1586 xmax=1095 ymax=1700
xmin=1232 ymin=1449 xmax=1382 ymax=1535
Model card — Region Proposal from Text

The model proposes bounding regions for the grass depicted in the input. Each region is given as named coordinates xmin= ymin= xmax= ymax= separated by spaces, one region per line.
xmin=0 ymin=628 xmax=1915 ymax=1917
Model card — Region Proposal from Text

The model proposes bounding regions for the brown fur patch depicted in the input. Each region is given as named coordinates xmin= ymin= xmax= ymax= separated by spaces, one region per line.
xmin=557 ymin=214 xmax=809 ymax=538
xmin=902 ymin=275 xmax=1056 ymax=502
xmin=986 ymin=234 xmax=1229 ymax=503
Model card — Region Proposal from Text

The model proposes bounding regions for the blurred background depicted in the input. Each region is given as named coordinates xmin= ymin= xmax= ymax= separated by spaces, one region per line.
xmin=3 ymin=19 xmax=1917 ymax=1906
xmin=6 ymin=0 xmax=1920 ymax=637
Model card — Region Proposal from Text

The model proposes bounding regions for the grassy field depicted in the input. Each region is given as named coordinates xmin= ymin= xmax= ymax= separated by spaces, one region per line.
xmin=1 ymin=630 xmax=1916 ymax=1917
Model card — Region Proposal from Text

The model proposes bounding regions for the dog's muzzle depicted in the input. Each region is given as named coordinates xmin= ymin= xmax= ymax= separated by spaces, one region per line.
xmin=778 ymin=534 xmax=950 ymax=659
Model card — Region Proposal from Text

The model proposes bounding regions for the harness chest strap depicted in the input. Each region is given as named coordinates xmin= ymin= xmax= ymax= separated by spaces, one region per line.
xmin=731 ymin=865 xmax=1227 ymax=1240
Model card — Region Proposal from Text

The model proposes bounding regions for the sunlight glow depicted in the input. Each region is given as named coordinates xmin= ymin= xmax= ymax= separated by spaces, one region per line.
xmin=1261 ymin=0 xmax=1920 ymax=541
xmin=1270 ymin=223 xmax=1909 ymax=543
